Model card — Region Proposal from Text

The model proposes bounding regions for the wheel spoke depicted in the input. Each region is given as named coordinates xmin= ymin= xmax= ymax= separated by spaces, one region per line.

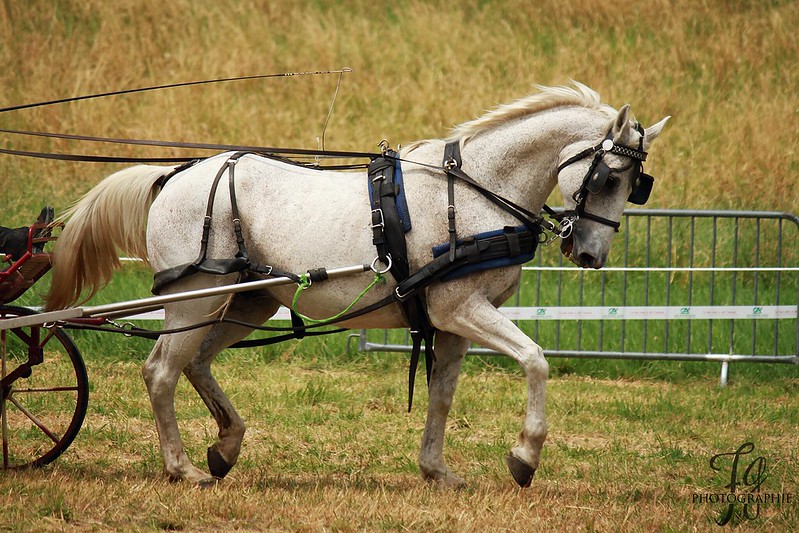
xmin=2 ymin=397 xmax=8 ymax=469
xmin=8 ymin=394 xmax=61 ymax=444
xmin=13 ymin=386 xmax=80 ymax=393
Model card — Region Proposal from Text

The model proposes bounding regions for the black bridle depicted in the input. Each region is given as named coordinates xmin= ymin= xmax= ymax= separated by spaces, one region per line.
xmin=555 ymin=123 xmax=653 ymax=232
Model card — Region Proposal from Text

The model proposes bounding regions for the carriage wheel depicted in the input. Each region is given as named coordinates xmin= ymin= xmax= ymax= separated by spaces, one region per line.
xmin=0 ymin=305 xmax=88 ymax=469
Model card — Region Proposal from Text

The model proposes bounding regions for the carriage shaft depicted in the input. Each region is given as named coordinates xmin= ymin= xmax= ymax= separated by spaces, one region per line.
xmin=0 ymin=264 xmax=370 ymax=330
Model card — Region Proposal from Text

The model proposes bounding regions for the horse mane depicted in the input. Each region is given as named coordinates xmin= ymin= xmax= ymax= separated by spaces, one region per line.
xmin=402 ymin=81 xmax=616 ymax=155
xmin=447 ymin=81 xmax=615 ymax=143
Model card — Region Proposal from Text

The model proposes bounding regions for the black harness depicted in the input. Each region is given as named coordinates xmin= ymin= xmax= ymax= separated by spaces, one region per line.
xmin=555 ymin=123 xmax=652 ymax=232
xmin=144 ymin=128 xmax=654 ymax=411
xmin=366 ymin=141 xmax=547 ymax=409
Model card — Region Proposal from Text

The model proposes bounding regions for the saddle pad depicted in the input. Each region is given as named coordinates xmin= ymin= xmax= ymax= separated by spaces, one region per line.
xmin=431 ymin=226 xmax=536 ymax=281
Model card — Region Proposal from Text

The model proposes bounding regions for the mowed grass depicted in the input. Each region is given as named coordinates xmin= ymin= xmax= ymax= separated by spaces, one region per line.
xmin=0 ymin=355 xmax=796 ymax=532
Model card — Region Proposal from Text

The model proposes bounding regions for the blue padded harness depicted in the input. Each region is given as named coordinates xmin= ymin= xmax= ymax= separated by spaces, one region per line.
xmin=367 ymin=157 xmax=411 ymax=232
xmin=431 ymin=225 xmax=536 ymax=282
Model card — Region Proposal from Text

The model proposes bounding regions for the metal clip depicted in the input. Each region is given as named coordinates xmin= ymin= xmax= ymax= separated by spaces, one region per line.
xmin=378 ymin=139 xmax=390 ymax=155
xmin=107 ymin=319 xmax=136 ymax=337
xmin=558 ymin=217 xmax=575 ymax=239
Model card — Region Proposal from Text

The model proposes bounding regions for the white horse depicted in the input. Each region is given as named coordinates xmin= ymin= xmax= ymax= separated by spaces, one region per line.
xmin=47 ymin=82 xmax=668 ymax=487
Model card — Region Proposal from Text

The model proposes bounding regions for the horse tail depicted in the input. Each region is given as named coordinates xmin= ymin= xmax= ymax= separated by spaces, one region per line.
xmin=45 ymin=165 xmax=177 ymax=311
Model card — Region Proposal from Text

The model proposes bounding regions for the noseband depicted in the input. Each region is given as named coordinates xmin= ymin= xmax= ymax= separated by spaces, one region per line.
xmin=556 ymin=123 xmax=653 ymax=232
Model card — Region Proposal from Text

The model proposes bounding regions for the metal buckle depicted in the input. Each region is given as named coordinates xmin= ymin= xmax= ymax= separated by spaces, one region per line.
xmin=394 ymin=285 xmax=412 ymax=301
xmin=370 ymin=208 xmax=385 ymax=229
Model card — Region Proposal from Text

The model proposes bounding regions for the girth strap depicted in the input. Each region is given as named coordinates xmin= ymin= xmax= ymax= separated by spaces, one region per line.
xmin=368 ymin=151 xmax=436 ymax=411
xmin=369 ymin=152 xmax=408 ymax=278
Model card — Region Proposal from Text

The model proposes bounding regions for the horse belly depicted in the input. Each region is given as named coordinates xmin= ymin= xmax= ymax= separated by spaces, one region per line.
xmin=242 ymin=183 xmax=407 ymax=328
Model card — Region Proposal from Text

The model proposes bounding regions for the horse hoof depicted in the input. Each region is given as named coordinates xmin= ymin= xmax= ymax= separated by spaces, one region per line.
xmin=505 ymin=454 xmax=535 ymax=488
xmin=207 ymin=446 xmax=233 ymax=479
xmin=197 ymin=476 xmax=219 ymax=489
xmin=426 ymin=472 xmax=467 ymax=489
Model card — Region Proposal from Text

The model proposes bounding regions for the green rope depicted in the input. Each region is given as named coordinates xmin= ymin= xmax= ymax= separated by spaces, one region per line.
xmin=291 ymin=271 xmax=386 ymax=324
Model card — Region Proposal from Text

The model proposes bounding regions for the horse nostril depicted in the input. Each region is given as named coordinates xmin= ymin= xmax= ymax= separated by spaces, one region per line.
xmin=577 ymin=252 xmax=600 ymax=269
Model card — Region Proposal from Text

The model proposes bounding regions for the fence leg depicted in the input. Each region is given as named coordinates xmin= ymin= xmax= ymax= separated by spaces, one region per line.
xmin=719 ymin=361 xmax=729 ymax=387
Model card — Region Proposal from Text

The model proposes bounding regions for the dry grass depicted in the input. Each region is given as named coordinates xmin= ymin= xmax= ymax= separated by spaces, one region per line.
xmin=1 ymin=0 xmax=798 ymax=223
xmin=0 ymin=358 xmax=796 ymax=531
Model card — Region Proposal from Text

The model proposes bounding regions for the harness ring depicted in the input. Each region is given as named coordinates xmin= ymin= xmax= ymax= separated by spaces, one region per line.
xmin=370 ymin=254 xmax=393 ymax=275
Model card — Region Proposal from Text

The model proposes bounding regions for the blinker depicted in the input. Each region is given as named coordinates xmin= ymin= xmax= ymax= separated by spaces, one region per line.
xmin=586 ymin=161 xmax=610 ymax=194
xmin=628 ymin=172 xmax=654 ymax=205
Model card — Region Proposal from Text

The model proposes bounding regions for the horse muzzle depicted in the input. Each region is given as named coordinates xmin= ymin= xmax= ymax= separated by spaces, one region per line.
xmin=560 ymin=226 xmax=607 ymax=269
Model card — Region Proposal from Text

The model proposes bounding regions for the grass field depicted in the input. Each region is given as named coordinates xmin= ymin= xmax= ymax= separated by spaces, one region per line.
xmin=1 ymin=1 xmax=798 ymax=531
xmin=0 ymin=356 xmax=797 ymax=531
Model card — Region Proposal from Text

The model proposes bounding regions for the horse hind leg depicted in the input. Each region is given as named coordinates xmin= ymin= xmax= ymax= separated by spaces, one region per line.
xmin=182 ymin=292 xmax=280 ymax=480
xmin=142 ymin=327 xmax=216 ymax=485
xmin=140 ymin=287 xmax=278 ymax=485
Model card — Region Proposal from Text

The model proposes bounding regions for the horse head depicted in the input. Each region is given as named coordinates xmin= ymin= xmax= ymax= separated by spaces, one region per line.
xmin=557 ymin=105 xmax=670 ymax=268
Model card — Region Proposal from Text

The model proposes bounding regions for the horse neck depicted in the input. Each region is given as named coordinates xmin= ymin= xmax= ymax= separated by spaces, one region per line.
xmin=457 ymin=107 xmax=609 ymax=213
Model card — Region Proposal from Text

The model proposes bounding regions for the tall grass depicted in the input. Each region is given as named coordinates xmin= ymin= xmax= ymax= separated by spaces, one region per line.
xmin=1 ymin=1 xmax=797 ymax=220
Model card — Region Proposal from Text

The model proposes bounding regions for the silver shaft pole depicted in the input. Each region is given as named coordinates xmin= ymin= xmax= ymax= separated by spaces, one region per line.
xmin=0 ymin=264 xmax=370 ymax=330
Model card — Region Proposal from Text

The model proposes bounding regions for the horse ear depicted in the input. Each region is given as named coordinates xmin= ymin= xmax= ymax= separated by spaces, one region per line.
xmin=610 ymin=104 xmax=632 ymax=144
xmin=642 ymin=116 xmax=671 ymax=150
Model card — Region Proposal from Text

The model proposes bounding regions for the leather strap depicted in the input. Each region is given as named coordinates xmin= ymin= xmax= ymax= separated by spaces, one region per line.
xmin=152 ymin=152 xmax=299 ymax=294
xmin=443 ymin=141 xmax=462 ymax=263
xmin=0 ymin=127 xmax=379 ymax=164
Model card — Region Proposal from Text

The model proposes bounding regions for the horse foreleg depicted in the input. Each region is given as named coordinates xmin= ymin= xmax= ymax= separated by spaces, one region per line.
xmin=419 ymin=331 xmax=470 ymax=487
xmin=434 ymin=293 xmax=548 ymax=488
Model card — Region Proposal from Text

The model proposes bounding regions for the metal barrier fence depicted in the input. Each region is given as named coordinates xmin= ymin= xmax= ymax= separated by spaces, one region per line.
xmin=354 ymin=209 xmax=799 ymax=384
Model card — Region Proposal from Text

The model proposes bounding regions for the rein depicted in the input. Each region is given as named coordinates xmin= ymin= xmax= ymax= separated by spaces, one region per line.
xmin=0 ymin=68 xmax=369 ymax=166
xmin=0 ymin=69 xmax=353 ymax=114
xmin=0 ymin=127 xmax=379 ymax=166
